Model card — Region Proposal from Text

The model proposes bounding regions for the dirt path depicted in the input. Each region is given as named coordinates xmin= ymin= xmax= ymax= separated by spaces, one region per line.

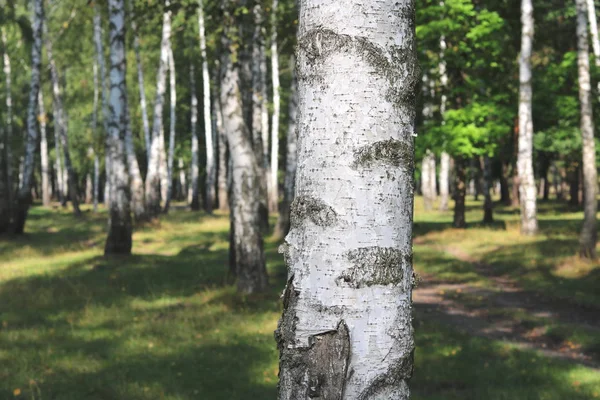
xmin=413 ymin=246 xmax=600 ymax=370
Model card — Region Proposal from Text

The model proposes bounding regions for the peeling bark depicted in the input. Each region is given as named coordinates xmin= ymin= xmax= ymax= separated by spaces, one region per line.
xmin=277 ymin=1 xmax=417 ymax=397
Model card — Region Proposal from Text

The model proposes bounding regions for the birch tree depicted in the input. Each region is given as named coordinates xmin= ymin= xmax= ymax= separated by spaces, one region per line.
xmin=517 ymin=0 xmax=538 ymax=235
xmin=146 ymin=3 xmax=172 ymax=217
xmin=164 ymin=46 xmax=177 ymax=213
xmin=215 ymin=84 xmax=229 ymax=211
xmin=439 ymin=29 xmax=450 ymax=212
xmin=276 ymin=1 xmax=418 ymax=397
xmin=576 ymin=0 xmax=598 ymax=259
xmin=104 ymin=0 xmax=132 ymax=255
xmin=128 ymin=0 xmax=151 ymax=163
xmin=439 ymin=152 xmax=450 ymax=211
xmin=92 ymin=61 xmax=100 ymax=212
xmin=13 ymin=0 xmax=43 ymax=234
xmin=46 ymin=30 xmax=81 ymax=217
xmin=38 ymin=91 xmax=50 ymax=206
xmin=189 ymin=64 xmax=201 ymax=210
xmin=220 ymin=0 xmax=268 ymax=294
xmin=125 ymin=101 xmax=146 ymax=221
xmin=275 ymin=56 xmax=298 ymax=238
xmin=2 ymin=27 xmax=13 ymax=220
xmin=198 ymin=0 xmax=216 ymax=212
xmin=269 ymin=0 xmax=281 ymax=213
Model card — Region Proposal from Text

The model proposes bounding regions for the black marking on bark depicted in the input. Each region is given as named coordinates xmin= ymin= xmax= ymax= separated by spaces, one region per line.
xmin=275 ymin=275 xmax=299 ymax=351
xmin=357 ymin=350 xmax=414 ymax=400
xmin=291 ymin=195 xmax=338 ymax=228
xmin=353 ymin=139 xmax=413 ymax=170
xmin=278 ymin=320 xmax=351 ymax=400
xmin=338 ymin=247 xmax=409 ymax=288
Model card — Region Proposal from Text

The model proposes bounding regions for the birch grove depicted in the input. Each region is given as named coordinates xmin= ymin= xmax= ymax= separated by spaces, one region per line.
xmin=276 ymin=1 xmax=418 ymax=397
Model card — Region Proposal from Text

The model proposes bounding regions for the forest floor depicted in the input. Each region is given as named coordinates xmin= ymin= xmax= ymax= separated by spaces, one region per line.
xmin=0 ymin=198 xmax=599 ymax=399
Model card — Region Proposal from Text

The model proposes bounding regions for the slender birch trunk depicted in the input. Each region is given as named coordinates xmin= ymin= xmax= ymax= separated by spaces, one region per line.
xmin=92 ymin=61 xmax=100 ymax=212
xmin=275 ymin=56 xmax=298 ymax=238
xmin=128 ymin=0 xmax=151 ymax=163
xmin=125 ymin=101 xmax=146 ymax=221
xmin=164 ymin=45 xmax=177 ymax=213
xmin=145 ymin=3 xmax=172 ymax=217
xmin=576 ymin=0 xmax=598 ymax=259
xmin=0 ymin=124 xmax=7 ymax=232
xmin=94 ymin=6 xmax=111 ymax=206
xmin=2 ymin=28 xmax=13 ymax=221
xmin=586 ymin=0 xmax=600 ymax=95
xmin=198 ymin=0 xmax=216 ymax=212
xmin=422 ymin=150 xmax=434 ymax=210
xmin=269 ymin=0 xmax=281 ymax=213
xmin=518 ymin=0 xmax=538 ymax=235
xmin=483 ymin=156 xmax=494 ymax=223
xmin=38 ymin=91 xmax=50 ymax=206
xmin=215 ymin=87 xmax=229 ymax=211
xmin=190 ymin=64 xmax=201 ymax=210
xmin=178 ymin=158 xmax=186 ymax=200
xmin=439 ymin=152 xmax=450 ymax=211
xmin=221 ymin=0 xmax=267 ymax=294
xmin=276 ymin=2 xmax=417 ymax=397
xmin=105 ymin=0 xmax=132 ymax=255
xmin=46 ymin=32 xmax=81 ymax=217
xmin=54 ymin=122 xmax=65 ymax=205
xmin=453 ymin=157 xmax=467 ymax=228
xmin=14 ymin=0 xmax=43 ymax=234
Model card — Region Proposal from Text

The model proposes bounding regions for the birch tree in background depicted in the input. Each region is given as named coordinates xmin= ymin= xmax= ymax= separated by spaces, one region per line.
xmin=269 ymin=0 xmax=281 ymax=213
xmin=276 ymin=1 xmax=417 ymax=397
xmin=92 ymin=62 xmax=100 ymax=212
xmin=517 ymin=0 xmax=538 ymax=235
xmin=215 ymin=84 xmax=229 ymax=211
xmin=198 ymin=0 xmax=215 ymax=212
xmin=439 ymin=27 xmax=450 ymax=212
xmin=38 ymin=91 xmax=50 ymax=206
xmin=129 ymin=0 xmax=151 ymax=163
xmin=146 ymin=3 xmax=172 ymax=217
xmin=104 ymin=0 xmax=132 ymax=255
xmin=164 ymin=46 xmax=177 ymax=213
xmin=189 ymin=64 xmax=201 ymax=210
xmin=13 ymin=0 xmax=43 ymax=234
xmin=275 ymin=56 xmax=298 ymax=238
xmin=576 ymin=0 xmax=598 ymax=259
xmin=220 ymin=0 xmax=267 ymax=294
xmin=46 ymin=31 xmax=81 ymax=217
xmin=422 ymin=150 xmax=436 ymax=210
xmin=125 ymin=102 xmax=146 ymax=221
xmin=439 ymin=152 xmax=450 ymax=211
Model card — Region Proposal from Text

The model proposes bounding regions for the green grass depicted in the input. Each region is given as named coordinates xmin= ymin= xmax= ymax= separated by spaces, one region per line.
xmin=0 ymin=200 xmax=598 ymax=399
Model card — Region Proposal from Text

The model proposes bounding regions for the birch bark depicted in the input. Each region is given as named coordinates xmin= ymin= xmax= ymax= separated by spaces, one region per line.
xmin=46 ymin=31 xmax=81 ymax=217
xmin=145 ymin=3 xmax=172 ymax=217
xmin=125 ymin=101 xmax=146 ymax=221
xmin=576 ymin=0 xmax=598 ymax=259
xmin=439 ymin=152 xmax=450 ymax=211
xmin=2 ymin=28 xmax=13 ymax=219
xmin=164 ymin=45 xmax=177 ymax=213
xmin=190 ymin=64 xmax=201 ymax=210
xmin=215 ymin=85 xmax=229 ymax=211
xmin=104 ymin=0 xmax=132 ymax=255
xmin=14 ymin=0 xmax=43 ymax=234
xmin=276 ymin=1 xmax=418 ymax=397
xmin=269 ymin=0 xmax=281 ymax=213
xmin=198 ymin=0 xmax=216 ymax=212
xmin=275 ymin=56 xmax=298 ymax=238
xmin=517 ymin=0 xmax=538 ymax=235
xmin=92 ymin=61 xmax=100 ymax=212
xmin=221 ymin=0 xmax=268 ymax=294
xmin=38 ymin=91 xmax=50 ymax=206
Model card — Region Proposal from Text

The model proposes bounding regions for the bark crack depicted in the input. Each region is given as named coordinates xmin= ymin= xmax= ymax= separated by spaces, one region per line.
xmin=337 ymin=247 xmax=409 ymax=289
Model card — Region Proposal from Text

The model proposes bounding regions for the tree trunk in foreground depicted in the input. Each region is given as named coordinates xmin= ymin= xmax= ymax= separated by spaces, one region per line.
xmin=198 ymin=0 xmax=216 ymax=212
xmin=221 ymin=0 xmax=268 ymax=294
xmin=275 ymin=56 xmax=298 ymax=238
xmin=276 ymin=1 xmax=417 ymax=397
xmin=576 ymin=0 xmax=598 ymax=259
xmin=145 ymin=3 xmax=172 ymax=217
xmin=13 ymin=0 xmax=43 ymax=234
xmin=104 ymin=0 xmax=132 ymax=255
xmin=517 ymin=0 xmax=538 ymax=235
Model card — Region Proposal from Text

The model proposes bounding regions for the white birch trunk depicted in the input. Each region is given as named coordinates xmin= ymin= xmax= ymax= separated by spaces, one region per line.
xmin=190 ymin=64 xmax=201 ymax=210
xmin=92 ymin=61 xmax=100 ymax=212
xmin=14 ymin=0 xmax=44 ymax=233
xmin=38 ymin=91 xmax=50 ymax=206
xmin=517 ymin=0 xmax=538 ymax=235
xmin=276 ymin=1 xmax=417 ymax=397
xmin=215 ymin=87 xmax=229 ymax=211
xmin=145 ymin=3 xmax=172 ymax=217
xmin=54 ymin=121 xmax=64 ymax=204
xmin=164 ymin=44 xmax=177 ymax=213
xmin=2 ymin=28 xmax=14 ymax=218
xmin=128 ymin=0 xmax=151 ymax=163
xmin=275 ymin=56 xmax=298 ymax=238
xmin=46 ymin=31 xmax=81 ymax=216
xmin=576 ymin=0 xmax=599 ymax=258
xmin=221 ymin=0 xmax=268 ymax=293
xmin=586 ymin=0 xmax=600 ymax=69
xmin=198 ymin=0 xmax=216 ymax=212
xmin=422 ymin=150 xmax=434 ymax=210
xmin=105 ymin=0 xmax=132 ymax=255
xmin=178 ymin=158 xmax=186 ymax=200
xmin=439 ymin=152 xmax=450 ymax=211
xmin=125 ymin=101 xmax=146 ymax=221
xmin=269 ymin=0 xmax=281 ymax=213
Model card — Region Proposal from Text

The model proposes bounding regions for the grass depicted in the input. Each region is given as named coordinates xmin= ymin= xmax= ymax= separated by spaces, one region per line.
xmin=0 ymin=199 xmax=598 ymax=399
